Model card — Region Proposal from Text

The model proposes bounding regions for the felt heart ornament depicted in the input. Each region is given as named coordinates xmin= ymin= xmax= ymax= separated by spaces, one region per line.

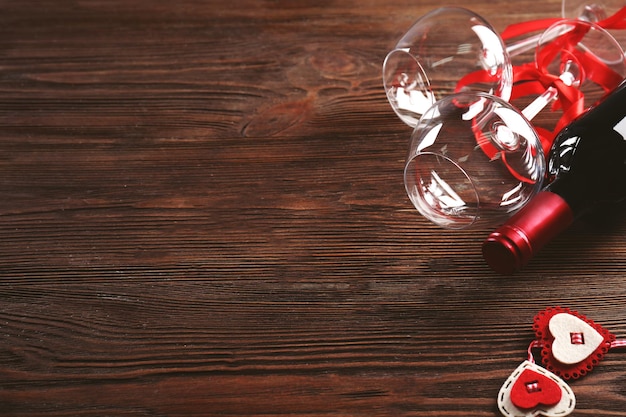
xmin=549 ymin=313 xmax=604 ymax=365
xmin=533 ymin=306 xmax=615 ymax=379
xmin=498 ymin=361 xmax=575 ymax=417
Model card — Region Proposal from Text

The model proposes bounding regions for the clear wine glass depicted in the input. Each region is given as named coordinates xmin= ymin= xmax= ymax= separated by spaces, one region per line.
xmin=521 ymin=19 xmax=626 ymax=122
xmin=403 ymin=92 xmax=545 ymax=229
xmin=382 ymin=7 xmax=512 ymax=128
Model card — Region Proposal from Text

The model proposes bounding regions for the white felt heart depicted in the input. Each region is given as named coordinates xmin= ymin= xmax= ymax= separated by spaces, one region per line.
xmin=498 ymin=361 xmax=575 ymax=417
xmin=549 ymin=313 xmax=604 ymax=365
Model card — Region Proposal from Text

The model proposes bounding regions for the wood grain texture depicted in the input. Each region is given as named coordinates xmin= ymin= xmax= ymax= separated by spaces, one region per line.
xmin=0 ymin=0 xmax=625 ymax=416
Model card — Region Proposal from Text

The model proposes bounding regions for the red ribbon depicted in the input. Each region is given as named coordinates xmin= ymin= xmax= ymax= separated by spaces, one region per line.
xmin=597 ymin=6 xmax=626 ymax=29
xmin=501 ymin=18 xmax=562 ymax=41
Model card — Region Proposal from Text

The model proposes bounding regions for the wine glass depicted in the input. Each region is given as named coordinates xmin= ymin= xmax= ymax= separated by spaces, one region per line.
xmin=382 ymin=7 xmax=512 ymax=128
xmin=403 ymin=92 xmax=545 ymax=229
xmin=521 ymin=19 xmax=626 ymax=123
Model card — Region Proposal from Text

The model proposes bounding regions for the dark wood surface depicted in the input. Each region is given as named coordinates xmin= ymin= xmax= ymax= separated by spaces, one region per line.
xmin=1 ymin=1 xmax=625 ymax=416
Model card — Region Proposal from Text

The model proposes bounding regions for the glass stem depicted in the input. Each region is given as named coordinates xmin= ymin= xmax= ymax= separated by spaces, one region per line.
xmin=521 ymin=86 xmax=559 ymax=120
xmin=505 ymin=22 xmax=575 ymax=58
xmin=506 ymin=33 xmax=543 ymax=58
xmin=520 ymin=66 xmax=577 ymax=121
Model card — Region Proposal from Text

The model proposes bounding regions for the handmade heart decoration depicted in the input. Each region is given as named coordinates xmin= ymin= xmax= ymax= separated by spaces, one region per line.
xmin=498 ymin=307 xmax=626 ymax=417
xmin=498 ymin=360 xmax=575 ymax=417
xmin=533 ymin=306 xmax=615 ymax=379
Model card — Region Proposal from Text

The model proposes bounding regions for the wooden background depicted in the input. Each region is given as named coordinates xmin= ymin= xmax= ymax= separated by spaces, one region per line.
xmin=0 ymin=0 xmax=625 ymax=415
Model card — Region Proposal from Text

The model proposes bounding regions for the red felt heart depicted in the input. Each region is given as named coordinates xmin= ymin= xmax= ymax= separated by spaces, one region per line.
xmin=510 ymin=369 xmax=562 ymax=409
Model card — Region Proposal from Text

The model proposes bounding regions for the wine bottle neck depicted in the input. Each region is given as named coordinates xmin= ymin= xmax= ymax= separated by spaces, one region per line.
xmin=482 ymin=191 xmax=574 ymax=274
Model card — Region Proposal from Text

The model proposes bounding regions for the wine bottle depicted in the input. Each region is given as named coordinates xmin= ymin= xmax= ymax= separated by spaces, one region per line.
xmin=482 ymin=80 xmax=626 ymax=274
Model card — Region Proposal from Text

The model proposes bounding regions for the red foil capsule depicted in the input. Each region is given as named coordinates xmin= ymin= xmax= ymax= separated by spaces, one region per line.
xmin=482 ymin=191 xmax=575 ymax=274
